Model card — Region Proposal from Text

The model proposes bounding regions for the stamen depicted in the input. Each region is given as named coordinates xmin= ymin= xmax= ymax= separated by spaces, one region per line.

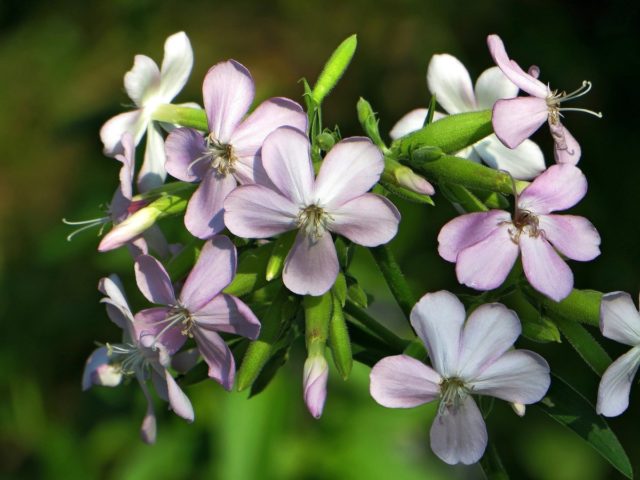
xmin=439 ymin=377 xmax=469 ymax=414
xmin=62 ymin=217 xmax=110 ymax=241
xmin=558 ymin=107 xmax=603 ymax=118
xmin=297 ymin=204 xmax=332 ymax=241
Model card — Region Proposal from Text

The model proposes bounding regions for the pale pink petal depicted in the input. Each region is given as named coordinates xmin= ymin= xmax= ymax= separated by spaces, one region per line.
xmin=100 ymin=110 xmax=145 ymax=156
xmin=427 ymin=54 xmax=477 ymax=114
xmin=492 ymin=96 xmax=549 ymax=149
xmin=303 ymin=355 xmax=329 ymax=418
xmin=455 ymin=226 xmax=519 ymax=291
xmin=520 ymin=235 xmax=573 ymax=302
xmin=184 ymin=170 xmax=237 ymax=239
xmin=437 ymin=210 xmax=511 ymax=262
xmin=193 ymin=294 xmax=260 ymax=339
xmin=370 ymin=355 xmax=441 ymax=407
xmin=165 ymin=128 xmax=208 ymax=182
xmin=550 ymin=122 xmax=582 ymax=165
xmin=137 ymin=123 xmax=167 ymax=192
xmin=486 ymin=35 xmax=548 ymax=98
xmin=164 ymin=370 xmax=194 ymax=421
xmin=600 ymin=292 xmax=640 ymax=346
xmin=134 ymin=255 xmax=176 ymax=305
xmin=473 ymin=136 xmax=545 ymax=180
xmin=430 ymin=396 xmax=487 ymax=465
xmin=474 ymin=66 xmax=519 ymax=110
xmin=538 ymin=215 xmax=600 ymax=261
xmin=328 ymin=194 xmax=400 ymax=247
xmin=410 ymin=291 xmax=466 ymax=377
xmin=224 ymin=184 xmax=298 ymax=238
xmin=134 ymin=307 xmax=186 ymax=354
xmin=518 ymin=164 xmax=587 ymax=214
xmin=124 ymin=54 xmax=160 ymax=107
xmin=457 ymin=303 xmax=521 ymax=379
xmin=283 ymin=231 xmax=339 ymax=296
xmin=389 ymin=108 xmax=428 ymax=140
xmin=114 ymin=133 xmax=136 ymax=200
xmin=203 ymin=60 xmax=254 ymax=143
xmin=314 ymin=137 xmax=384 ymax=208
xmin=193 ymin=328 xmax=235 ymax=390
xmin=82 ymin=347 xmax=122 ymax=390
xmin=597 ymin=347 xmax=640 ymax=417
xmin=469 ymin=350 xmax=550 ymax=404
xmin=158 ymin=32 xmax=193 ymax=102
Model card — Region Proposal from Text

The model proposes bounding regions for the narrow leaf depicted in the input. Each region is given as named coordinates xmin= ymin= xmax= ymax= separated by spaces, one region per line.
xmin=553 ymin=315 xmax=611 ymax=376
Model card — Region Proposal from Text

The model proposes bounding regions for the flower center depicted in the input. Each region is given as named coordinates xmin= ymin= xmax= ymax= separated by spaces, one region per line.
xmin=545 ymin=80 xmax=602 ymax=125
xmin=206 ymin=134 xmax=237 ymax=176
xmin=507 ymin=208 xmax=541 ymax=243
xmin=105 ymin=342 xmax=148 ymax=377
xmin=439 ymin=377 xmax=469 ymax=414
xmin=296 ymin=204 xmax=332 ymax=241
xmin=167 ymin=305 xmax=195 ymax=337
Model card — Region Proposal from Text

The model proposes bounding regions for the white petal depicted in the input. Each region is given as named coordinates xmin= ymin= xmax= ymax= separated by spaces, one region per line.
xmin=600 ymin=292 xmax=640 ymax=346
xmin=427 ymin=54 xmax=477 ymax=114
xmin=389 ymin=108 xmax=428 ymax=140
xmin=158 ymin=32 xmax=194 ymax=102
xmin=100 ymin=110 xmax=146 ymax=156
xmin=137 ymin=123 xmax=167 ymax=192
xmin=597 ymin=346 xmax=640 ymax=417
xmin=473 ymin=136 xmax=545 ymax=180
xmin=474 ymin=66 xmax=519 ymax=110
xmin=124 ymin=54 xmax=161 ymax=107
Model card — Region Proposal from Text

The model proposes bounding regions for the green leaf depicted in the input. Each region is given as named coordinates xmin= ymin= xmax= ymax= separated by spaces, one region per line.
xmin=265 ymin=231 xmax=296 ymax=281
xmin=346 ymin=275 xmax=368 ymax=308
xmin=151 ymin=104 xmax=208 ymax=131
xmin=536 ymin=375 xmax=633 ymax=479
xmin=479 ymin=442 xmax=509 ymax=480
xmin=524 ymin=286 xmax=603 ymax=327
xmin=248 ymin=342 xmax=291 ymax=398
xmin=328 ymin=290 xmax=352 ymax=379
xmin=224 ymin=242 xmax=274 ymax=298
xmin=439 ymin=183 xmax=488 ymax=213
xmin=553 ymin=315 xmax=611 ymax=376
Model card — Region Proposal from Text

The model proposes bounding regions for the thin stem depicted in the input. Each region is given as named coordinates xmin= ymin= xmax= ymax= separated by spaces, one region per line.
xmin=370 ymin=245 xmax=416 ymax=320
xmin=344 ymin=300 xmax=409 ymax=353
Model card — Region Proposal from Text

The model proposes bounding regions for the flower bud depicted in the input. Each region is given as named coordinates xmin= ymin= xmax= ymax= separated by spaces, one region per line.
xmin=312 ymin=34 xmax=357 ymax=105
xmin=303 ymin=354 xmax=329 ymax=419
xmin=394 ymin=165 xmax=435 ymax=196
xmin=98 ymin=206 xmax=160 ymax=251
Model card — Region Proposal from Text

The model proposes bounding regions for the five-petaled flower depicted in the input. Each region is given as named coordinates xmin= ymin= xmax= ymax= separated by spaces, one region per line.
xmin=370 ymin=291 xmax=550 ymax=465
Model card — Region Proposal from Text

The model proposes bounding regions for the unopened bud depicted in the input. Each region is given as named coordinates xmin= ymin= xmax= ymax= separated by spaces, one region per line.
xmin=303 ymin=354 xmax=329 ymax=419
xmin=98 ymin=206 xmax=160 ymax=252
xmin=395 ymin=165 xmax=435 ymax=196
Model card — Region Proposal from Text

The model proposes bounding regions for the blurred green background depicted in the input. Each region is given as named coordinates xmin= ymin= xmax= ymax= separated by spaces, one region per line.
xmin=1 ymin=0 xmax=639 ymax=478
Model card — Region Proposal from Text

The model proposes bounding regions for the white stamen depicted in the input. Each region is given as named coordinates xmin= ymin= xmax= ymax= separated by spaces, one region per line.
xmin=296 ymin=204 xmax=332 ymax=241
xmin=62 ymin=216 xmax=110 ymax=241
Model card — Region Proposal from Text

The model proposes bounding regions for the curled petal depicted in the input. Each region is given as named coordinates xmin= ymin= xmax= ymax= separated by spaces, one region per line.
xmin=492 ymin=96 xmax=548 ymax=149
xmin=158 ymin=32 xmax=194 ymax=102
xmin=100 ymin=110 xmax=145 ymax=156
xmin=283 ymin=231 xmax=339 ymax=296
xmin=115 ymin=132 xmax=136 ymax=200
xmin=472 ymin=136 xmax=545 ymax=181
xmin=520 ymin=235 xmax=573 ymax=302
xmin=518 ymin=164 xmax=587 ymax=215
xmin=538 ymin=214 xmax=600 ymax=261
xmin=124 ymin=54 xmax=160 ymax=107
xmin=550 ymin=122 xmax=582 ymax=165
xmin=597 ymin=346 xmax=640 ymax=417
xmin=370 ymin=355 xmax=441 ymax=408
xmin=427 ymin=54 xmax=477 ymax=114
xmin=600 ymin=292 xmax=640 ymax=346
xmin=329 ymin=194 xmax=400 ymax=247
xmin=474 ymin=66 xmax=519 ymax=110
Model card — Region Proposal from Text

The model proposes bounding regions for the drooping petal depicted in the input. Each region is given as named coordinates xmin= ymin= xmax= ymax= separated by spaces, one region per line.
xmin=224 ymin=184 xmax=298 ymax=238
xmin=474 ymin=66 xmax=519 ymax=110
xmin=261 ymin=127 xmax=314 ymax=205
xmin=283 ymin=231 xmax=339 ymax=296
xmin=134 ymin=255 xmax=176 ymax=305
xmin=303 ymin=355 xmax=329 ymax=418
xmin=437 ymin=210 xmax=511 ymax=262
xmin=134 ymin=307 xmax=186 ymax=354
xmin=600 ymin=292 xmax=640 ymax=346
xmin=472 ymin=136 xmax=545 ymax=180
xmin=184 ymin=170 xmax=237 ymax=239
xmin=314 ymin=137 xmax=384 ymax=209
xmin=370 ymin=355 xmax=442 ymax=408
xmin=455 ymin=226 xmax=519 ymax=291
xmin=457 ymin=303 xmax=521 ymax=379
xmin=98 ymin=275 xmax=133 ymax=328
xmin=158 ymin=32 xmax=194 ymax=102
xmin=518 ymin=164 xmax=587 ymax=214
xmin=430 ymin=396 xmax=487 ymax=465
xmin=124 ymin=54 xmax=160 ymax=107
xmin=82 ymin=347 xmax=123 ymax=390
xmin=193 ymin=328 xmax=235 ymax=390
xmin=410 ymin=291 xmax=466 ymax=377
xmin=597 ymin=346 xmax=640 ymax=417
xmin=180 ymin=236 xmax=237 ymax=311
xmin=520 ymin=235 xmax=573 ymax=302
xmin=100 ymin=110 xmax=145 ymax=156
xmin=164 ymin=370 xmax=194 ymax=421
xmin=165 ymin=128 xmax=208 ymax=182
xmin=468 ymin=350 xmax=550 ymax=404
xmin=426 ymin=54 xmax=477 ymax=114
xmin=193 ymin=294 xmax=260 ymax=339
xmin=389 ymin=108 xmax=428 ymax=140
xmin=550 ymin=122 xmax=582 ymax=165
xmin=492 ymin=96 xmax=549 ymax=149
xmin=113 ymin=132 xmax=136 ymax=201
xmin=538 ymin=215 xmax=600 ymax=261
xmin=328 ymin=194 xmax=400 ymax=247
xmin=137 ymin=122 xmax=167 ymax=192
xmin=136 ymin=374 xmax=157 ymax=444
xmin=203 ymin=60 xmax=254 ymax=143
xmin=486 ymin=35 xmax=548 ymax=98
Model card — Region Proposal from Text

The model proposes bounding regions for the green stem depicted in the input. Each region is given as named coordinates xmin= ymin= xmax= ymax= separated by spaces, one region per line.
xmin=152 ymin=104 xmax=208 ymax=131
xmin=370 ymin=245 xmax=416 ymax=320
xmin=344 ymin=300 xmax=410 ymax=352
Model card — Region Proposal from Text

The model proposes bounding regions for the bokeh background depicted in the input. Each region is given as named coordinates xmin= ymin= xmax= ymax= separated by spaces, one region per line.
xmin=2 ymin=0 xmax=639 ymax=478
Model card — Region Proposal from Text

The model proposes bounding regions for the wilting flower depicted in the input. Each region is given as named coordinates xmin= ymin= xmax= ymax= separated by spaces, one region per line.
xmin=134 ymin=235 xmax=261 ymax=390
xmin=224 ymin=127 xmax=401 ymax=296
xmin=82 ymin=275 xmax=193 ymax=444
xmin=370 ymin=290 xmax=550 ymax=465
xmin=100 ymin=32 xmax=194 ymax=191
xmin=488 ymin=34 xmax=602 ymax=164
xmin=391 ymin=54 xmax=545 ymax=180
xmin=597 ymin=292 xmax=640 ymax=417
xmin=438 ymin=164 xmax=600 ymax=301
xmin=165 ymin=60 xmax=307 ymax=239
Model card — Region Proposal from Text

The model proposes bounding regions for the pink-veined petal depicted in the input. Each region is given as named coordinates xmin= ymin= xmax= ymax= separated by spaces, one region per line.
xmin=165 ymin=370 xmax=194 ymax=421
xmin=193 ymin=328 xmax=235 ymax=390
xmin=550 ymin=122 xmax=582 ymax=165
xmin=538 ymin=214 xmax=600 ymax=261
xmin=600 ymin=292 xmax=640 ymax=346
xmin=165 ymin=128 xmax=208 ymax=182
xmin=427 ymin=54 xmax=477 ymax=114
xmin=518 ymin=164 xmax=587 ymax=214
xmin=474 ymin=66 xmax=519 ymax=110
xmin=124 ymin=54 xmax=160 ymax=107
xmin=134 ymin=307 xmax=186 ymax=354
xmin=158 ymin=32 xmax=193 ymax=102
xmin=389 ymin=108 xmax=428 ymax=140
xmin=520 ymin=235 xmax=573 ymax=302
xmin=430 ymin=396 xmax=487 ymax=465
xmin=370 ymin=355 xmax=441 ymax=408
xmin=184 ymin=170 xmax=237 ymax=239
xmin=100 ymin=110 xmax=145 ymax=156
xmin=283 ymin=231 xmax=339 ymax=296
xmin=492 ymin=96 xmax=549 ymax=149
xmin=314 ymin=137 xmax=384 ymax=208
xmin=473 ymin=136 xmax=545 ymax=181
xmin=224 ymin=184 xmax=298 ymax=238
xmin=193 ymin=294 xmax=260 ymax=339
xmin=597 ymin=346 xmax=640 ymax=417
xmin=137 ymin=122 xmax=167 ymax=192
xmin=410 ymin=291 xmax=466 ymax=377
xmin=134 ymin=255 xmax=176 ymax=305
xmin=204 ymin=60 xmax=254 ymax=143
xmin=328 ymin=194 xmax=400 ymax=247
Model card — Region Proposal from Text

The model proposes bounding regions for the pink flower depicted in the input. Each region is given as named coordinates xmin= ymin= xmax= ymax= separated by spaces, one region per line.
xmin=303 ymin=354 xmax=329 ymax=418
xmin=438 ymin=164 xmax=600 ymax=301
xmin=165 ymin=60 xmax=307 ymax=239
xmin=487 ymin=34 xmax=601 ymax=165
xmin=597 ymin=292 xmax=640 ymax=417
xmin=370 ymin=291 xmax=550 ymax=465
xmin=224 ymin=127 xmax=401 ymax=296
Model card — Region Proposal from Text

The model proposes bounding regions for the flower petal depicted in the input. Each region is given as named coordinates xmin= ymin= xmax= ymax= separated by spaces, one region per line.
xmin=492 ymin=96 xmax=549 ymax=149
xmin=165 ymin=370 xmax=194 ymax=421
xmin=303 ymin=355 xmax=329 ymax=418
xmin=329 ymin=194 xmax=400 ymax=247
xmin=204 ymin=60 xmax=254 ymax=143
xmin=193 ymin=294 xmax=261 ymax=339
xmin=98 ymin=275 xmax=133 ymax=328
xmin=520 ymin=235 xmax=573 ymax=302
xmin=370 ymin=354 xmax=441 ymax=408
xmin=550 ymin=122 xmax=582 ymax=165
xmin=193 ymin=328 xmax=235 ymax=390
xmin=134 ymin=255 xmax=176 ymax=305
xmin=82 ymin=347 xmax=122 ymax=390
xmin=114 ymin=133 xmax=136 ymax=200
xmin=427 ymin=54 xmax=477 ymax=114
xmin=597 ymin=347 xmax=640 ymax=417
xmin=184 ymin=170 xmax=237 ymax=239
xmin=538 ymin=214 xmax=600 ymax=261
xmin=134 ymin=307 xmax=186 ymax=354
xmin=137 ymin=375 xmax=157 ymax=444
xmin=430 ymin=396 xmax=487 ymax=465
xmin=158 ymin=32 xmax=193 ymax=102
xmin=100 ymin=110 xmax=145 ymax=156
xmin=314 ymin=137 xmax=384 ymax=208
xmin=165 ymin=128 xmax=208 ymax=182
xmin=124 ymin=54 xmax=160 ymax=107
xmin=410 ymin=291 xmax=466 ymax=377
xmin=283 ymin=231 xmax=339 ymax=296
xmin=137 ymin=122 xmax=167 ymax=192
xmin=600 ymin=292 xmax=640 ymax=346
xmin=389 ymin=108 xmax=428 ymax=140
xmin=224 ymin=184 xmax=298 ymax=238
xmin=473 ymin=136 xmax=545 ymax=180
xmin=518 ymin=164 xmax=587 ymax=214
xmin=474 ymin=66 xmax=519 ymax=110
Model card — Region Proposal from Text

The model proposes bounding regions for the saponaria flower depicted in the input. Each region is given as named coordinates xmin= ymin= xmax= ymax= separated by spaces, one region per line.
xmin=223 ymin=126 xmax=401 ymax=296
xmin=370 ymin=290 xmax=550 ymax=465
